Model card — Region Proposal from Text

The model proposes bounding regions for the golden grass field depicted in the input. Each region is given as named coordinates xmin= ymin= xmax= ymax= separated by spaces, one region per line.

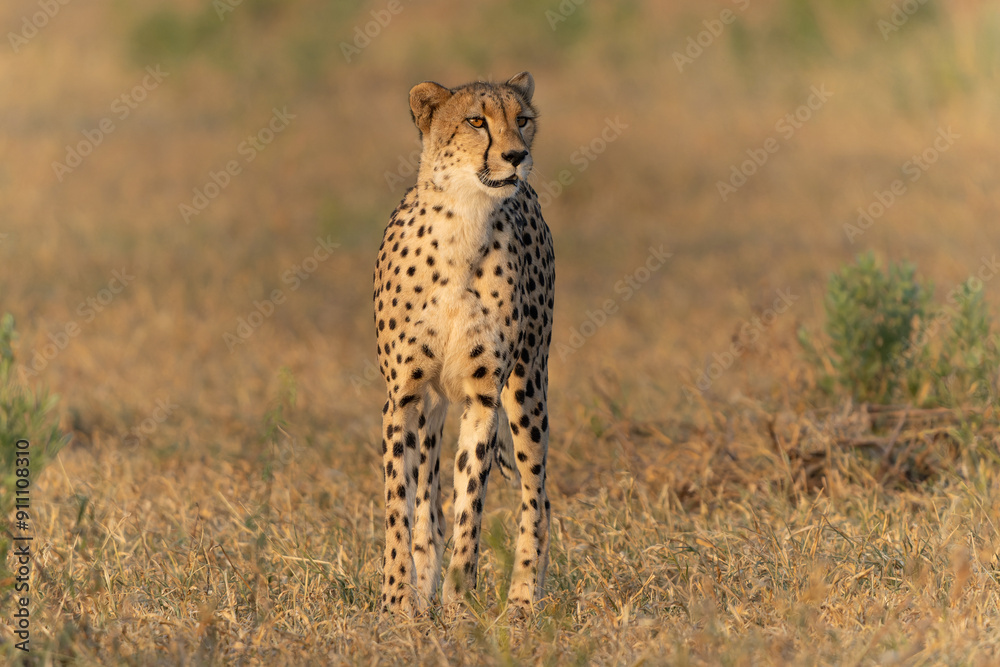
xmin=3 ymin=0 xmax=1000 ymax=663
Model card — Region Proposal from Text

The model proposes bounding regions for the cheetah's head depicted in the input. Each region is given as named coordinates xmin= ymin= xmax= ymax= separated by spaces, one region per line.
xmin=409 ymin=72 xmax=537 ymax=201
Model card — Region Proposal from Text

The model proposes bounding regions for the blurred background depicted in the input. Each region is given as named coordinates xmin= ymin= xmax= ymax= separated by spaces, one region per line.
xmin=4 ymin=0 xmax=1000 ymax=660
xmin=3 ymin=0 xmax=999 ymax=440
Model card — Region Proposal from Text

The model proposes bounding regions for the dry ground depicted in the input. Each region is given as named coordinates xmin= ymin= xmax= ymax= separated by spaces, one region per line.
xmin=3 ymin=0 xmax=1000 ymax=664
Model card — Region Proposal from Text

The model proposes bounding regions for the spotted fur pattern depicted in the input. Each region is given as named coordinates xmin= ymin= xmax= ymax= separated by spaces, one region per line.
xmin=374 ymin=72 xmax=555 ymax=614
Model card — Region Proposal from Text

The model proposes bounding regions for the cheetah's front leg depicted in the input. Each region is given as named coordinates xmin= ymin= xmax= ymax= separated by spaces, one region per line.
xmin=503 ymin=360 xmax=551 ymax=610
xmin=380 ymin=395 xmax=422 ymax=615
xmin=443 ymin=395 xmax=499 ymax=604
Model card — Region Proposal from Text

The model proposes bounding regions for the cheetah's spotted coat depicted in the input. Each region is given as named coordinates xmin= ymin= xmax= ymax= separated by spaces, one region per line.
xmin=374 ymin=72 xmax=555 ymax=614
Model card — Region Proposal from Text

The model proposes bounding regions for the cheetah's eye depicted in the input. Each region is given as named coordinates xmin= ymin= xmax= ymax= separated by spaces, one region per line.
xmin=467 ymin=117 xmax=485 ymax=129
xmin=517 ymin=116 xmax=530 ymax=128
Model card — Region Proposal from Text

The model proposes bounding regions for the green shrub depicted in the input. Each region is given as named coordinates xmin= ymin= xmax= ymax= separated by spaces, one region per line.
xmin=801 ymin=253 xmax=1000 ymax=408
xmin=924 ymin=281 xmax=1000 ymax=407
xmin=800 ymin=252 xmax=929 ymax=404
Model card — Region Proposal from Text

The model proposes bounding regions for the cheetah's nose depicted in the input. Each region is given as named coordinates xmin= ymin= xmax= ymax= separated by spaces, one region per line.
xmin=501 ymin=150 xmax=528 ymax=167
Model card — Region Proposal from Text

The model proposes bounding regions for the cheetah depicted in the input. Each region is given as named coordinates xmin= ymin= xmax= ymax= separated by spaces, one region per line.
xmin=373 ymin=72 xmax=555 ymax=615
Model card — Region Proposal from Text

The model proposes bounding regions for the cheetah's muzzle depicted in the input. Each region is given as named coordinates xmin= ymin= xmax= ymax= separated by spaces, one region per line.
xmin=478 ymin=172 xmax=520 ymax=189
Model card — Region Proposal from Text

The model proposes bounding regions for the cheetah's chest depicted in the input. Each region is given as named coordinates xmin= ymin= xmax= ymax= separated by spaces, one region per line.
xmin=374 ymin=190 xmax=532 ymax=403
xmin=423 ymin=216 xmax=525 ymax=400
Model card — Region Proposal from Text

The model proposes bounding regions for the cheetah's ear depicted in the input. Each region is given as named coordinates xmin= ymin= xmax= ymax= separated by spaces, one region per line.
xmin=409 ymin=81 xmax=453 ymax=136
xmin=506 ymin=72 xmax=535 ymax=103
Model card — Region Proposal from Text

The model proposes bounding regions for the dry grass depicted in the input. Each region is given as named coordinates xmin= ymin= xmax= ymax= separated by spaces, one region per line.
xmin=3 ymin=0 xmax=1000 ymax=663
